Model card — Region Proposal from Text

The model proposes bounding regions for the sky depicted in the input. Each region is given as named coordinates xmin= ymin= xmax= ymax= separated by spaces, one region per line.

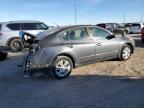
xmin=0 ymin=0 xmax=144 ymax=26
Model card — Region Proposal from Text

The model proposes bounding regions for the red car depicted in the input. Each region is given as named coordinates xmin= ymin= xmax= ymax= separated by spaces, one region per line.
xmin=141 ymin=27 xmax=144 ymax=43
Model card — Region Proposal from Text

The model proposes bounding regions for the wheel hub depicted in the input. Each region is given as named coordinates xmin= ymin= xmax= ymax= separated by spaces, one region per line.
xmin=56 ymin=60 xmax=70 ymax=77
xmin=122 ymin=47 xmax=131 ymax=59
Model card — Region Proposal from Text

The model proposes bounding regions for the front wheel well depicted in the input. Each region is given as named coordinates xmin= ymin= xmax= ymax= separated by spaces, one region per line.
xmin=125 ymin=43 xmax=134 ymax=54
xmin=55 ymin=53 xmax=75 ymax=68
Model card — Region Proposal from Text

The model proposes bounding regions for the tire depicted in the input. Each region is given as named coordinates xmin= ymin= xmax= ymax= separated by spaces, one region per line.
xmin=9 ymin=38 xmax=24 ymax=51
xmin=119 ymin=45 xmax=131 ymax=61
xmin=50 ymin=56 xmax=73 ymax=79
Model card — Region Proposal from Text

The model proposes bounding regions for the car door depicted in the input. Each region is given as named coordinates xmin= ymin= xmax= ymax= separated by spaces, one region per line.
xmin=59 ymin=27 xmax=96 ymax=64
xmin=88 ymin=27 xmax=121 ymax=60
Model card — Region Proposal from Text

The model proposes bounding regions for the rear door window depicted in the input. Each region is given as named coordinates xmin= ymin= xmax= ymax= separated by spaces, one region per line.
xmin=7 ymin=23 xmax=21 ymax=30
xmin=22 ymin=23 xmax=49 ymax=30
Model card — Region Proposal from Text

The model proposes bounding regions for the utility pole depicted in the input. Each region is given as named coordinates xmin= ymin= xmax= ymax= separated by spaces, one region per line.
xmin=74 ymin=1 xmax=77 ymax=25
xmin=141 ymin=13 xmax=143 ymax=23
xmin=123 ymin=13 xmax=126 ymax=24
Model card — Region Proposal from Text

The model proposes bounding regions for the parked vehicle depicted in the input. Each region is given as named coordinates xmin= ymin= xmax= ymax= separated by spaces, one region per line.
xmin=130 ymin=23 xmax=144 ymax=33
xmin=0 ymin=20 xmax=49 ymax=51
xmin=141 ymin=27 xmax=144 ymax=43
xmin=97 ymin=23 xmax=129 ymax=36
xmin=20 ymin=25 xmax=135 ymax=79
xmin=125 ymin=23 xmax=132 ymax=29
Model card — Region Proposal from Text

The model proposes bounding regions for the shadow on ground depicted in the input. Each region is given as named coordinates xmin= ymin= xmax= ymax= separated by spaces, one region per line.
xmin=0 ymin=73 xmax=144 ymax=108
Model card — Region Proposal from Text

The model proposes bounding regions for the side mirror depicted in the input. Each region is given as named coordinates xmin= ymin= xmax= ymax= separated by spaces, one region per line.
xmin=106 ymin=35 xmax=115 ymax=40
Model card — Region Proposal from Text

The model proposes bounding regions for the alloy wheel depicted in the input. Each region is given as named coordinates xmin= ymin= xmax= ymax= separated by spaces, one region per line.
xmin=55 ymin=60 xmax=71 ymax=77
xmin=122 ymin=47 xmax=131 ymax=60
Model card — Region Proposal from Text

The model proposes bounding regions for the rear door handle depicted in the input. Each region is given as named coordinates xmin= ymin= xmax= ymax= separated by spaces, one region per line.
xmin=66 ymin=45 xmax=74 ymax=48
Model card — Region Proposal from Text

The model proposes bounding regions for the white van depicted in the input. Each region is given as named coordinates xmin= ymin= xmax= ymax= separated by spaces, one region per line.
xmin=130 ymin=23 xmax=144 ymax=33
xmin=0 ymin=20 xmax=49 ymax=51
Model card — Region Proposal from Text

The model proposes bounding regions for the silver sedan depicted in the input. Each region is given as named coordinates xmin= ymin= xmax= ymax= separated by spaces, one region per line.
xmin=20 ymin=25 xmax=135 ymax=79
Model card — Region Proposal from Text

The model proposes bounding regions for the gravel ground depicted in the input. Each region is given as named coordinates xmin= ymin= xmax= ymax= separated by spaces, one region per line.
xmin=0 ymin=34 xmax=144 ymax=108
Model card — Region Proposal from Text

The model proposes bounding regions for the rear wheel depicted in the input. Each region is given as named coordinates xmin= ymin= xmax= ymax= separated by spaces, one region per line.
xmin=50 ymin=56 xmax=73 ymax=79
xmin=9 ymin=38 xmax=24 ymax=51
xmin=119 ymin=45 xmax=131 ymax=61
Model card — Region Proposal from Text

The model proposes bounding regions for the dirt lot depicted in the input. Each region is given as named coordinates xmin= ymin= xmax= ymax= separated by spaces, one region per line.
xmin=73 ymin=35 xmax=144 ymax=77
xmin=0 ymin=34 xmax=144 ymax=108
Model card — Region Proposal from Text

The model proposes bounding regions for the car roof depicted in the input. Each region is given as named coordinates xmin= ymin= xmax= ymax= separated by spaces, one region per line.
xmin=42 ymin=25 xmax=100 ymax=34
xmin=0 ymin=20 xmax=43 ymax=24
xmin=36 ymin=25 xmax=111 ymax=40
xmin=51 ymin=25 xmax=99 ymax=30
